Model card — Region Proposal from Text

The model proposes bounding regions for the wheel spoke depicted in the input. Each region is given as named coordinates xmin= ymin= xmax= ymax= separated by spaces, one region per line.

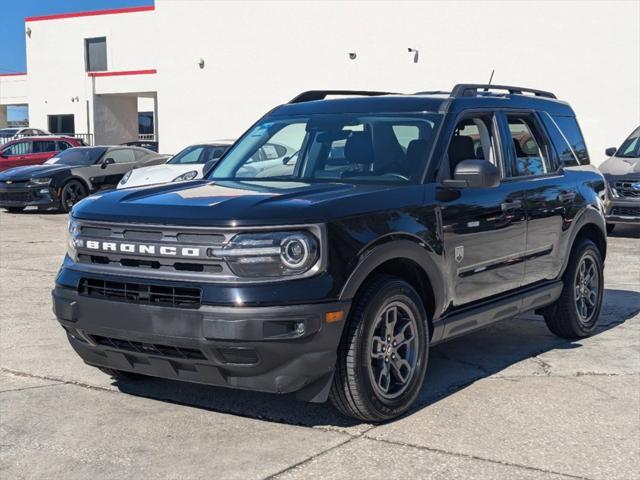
xmin=384 ymin=306 xmax=398 ymax=338
xmin=394 ymin=322 xmax=415 ymax=348
xmin=371 ymin=336 xmax=386 ymax=359
xmin=390 ymin=357 xmax=411 ymax=385
xmin=377 ymin=362 xmax=391 ymax=393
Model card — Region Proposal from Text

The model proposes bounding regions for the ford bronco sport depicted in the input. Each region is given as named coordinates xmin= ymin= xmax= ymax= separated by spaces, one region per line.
xmin=53 ymin=84 xmax=607 ymax=422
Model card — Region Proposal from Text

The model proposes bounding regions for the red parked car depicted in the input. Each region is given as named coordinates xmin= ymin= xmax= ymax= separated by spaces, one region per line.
xmin=0 ymin=136 xmax=85 ymax=172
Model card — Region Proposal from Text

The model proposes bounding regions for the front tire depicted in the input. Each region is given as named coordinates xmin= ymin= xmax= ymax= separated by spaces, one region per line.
xmin=59 ymin=180 xmax=88 ymax=213
xmin=330 ymin=275 xmax=429 ymax=422
xmin=542 ymin=238 xmax=604 ymax=339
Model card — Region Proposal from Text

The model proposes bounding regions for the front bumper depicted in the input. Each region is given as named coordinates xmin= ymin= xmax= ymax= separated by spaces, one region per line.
xmin=604 ymin=198 xmax=640 ymax=225
xmin=0 ymin=183 xmax=58 ymax=209
xmin=52 ymin=284 xmax=350 ymax=401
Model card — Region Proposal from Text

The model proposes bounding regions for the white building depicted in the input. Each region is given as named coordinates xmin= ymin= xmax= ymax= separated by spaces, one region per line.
xmin=0 ymin=0 xmax=638 ymax=162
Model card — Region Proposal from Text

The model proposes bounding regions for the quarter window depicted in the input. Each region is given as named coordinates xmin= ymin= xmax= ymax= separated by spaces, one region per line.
xmin=506 ymin=115 xmax=553 ymax=177
xmin=107 ymin=149 xmax=136 ymax=164
xmin=552 ymin=116 xmax=589 ymax=165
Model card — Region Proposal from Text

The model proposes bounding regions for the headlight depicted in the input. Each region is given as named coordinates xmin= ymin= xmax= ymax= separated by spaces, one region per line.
xmin=173 ymin=170 xmax=198 ymax=182
xmin=119 ymin=170 xmax=132 ymax=186
xmin=27 ymin=177 xmax=51 ymax=187
xmin=66 ymin=217 xmax=81 ymax=260
xmin=213 ymin=231 xmax=320 ymax=278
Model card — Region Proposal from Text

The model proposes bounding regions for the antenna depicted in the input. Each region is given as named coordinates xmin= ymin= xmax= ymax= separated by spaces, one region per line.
xmin=486 ymin=69 xmax=495 ymax=90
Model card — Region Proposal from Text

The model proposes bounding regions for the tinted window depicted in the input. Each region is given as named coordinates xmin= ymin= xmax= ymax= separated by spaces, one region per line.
xmin=552 ymin=116 xmax=589 ymax=165
xmin=211 ymin=114 xmax=441 ymax=184
xmin=506 ymin=115 xmax=552 ymax=177
xmin=106 ymin=149 xmax=136 ymax=164
xmin=3 ymin=141 xmax=32 ymax=156
xmin=170 ymin=145 xmax=208 ymax=165
xmin=85 ymin=37 xmax=107 ymax=72
xmin=617 ymin=127 xmax=640 ymax=158
xmin=48 ymin=148 xmax=106 ymax=166
xmin=33 ymin=140 xmax=57 ymax=153
xmin=57 ymin=141 xmax=72 ymax=151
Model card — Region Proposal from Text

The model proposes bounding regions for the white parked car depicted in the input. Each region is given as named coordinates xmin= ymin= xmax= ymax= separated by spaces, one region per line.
xmin=118 ymin=139 xmax=298 ymax=188
xmin=0 ymin=127 xmax=50 ymax=145
xmin=118 ymin=140 xmax=234 ymax=189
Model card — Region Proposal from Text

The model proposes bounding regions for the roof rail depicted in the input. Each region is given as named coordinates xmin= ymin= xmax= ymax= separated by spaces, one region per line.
xmin=288 ymin=90 xmax=397 ymax=104
xmin=451 ymin=84 xmax=557 ymax=99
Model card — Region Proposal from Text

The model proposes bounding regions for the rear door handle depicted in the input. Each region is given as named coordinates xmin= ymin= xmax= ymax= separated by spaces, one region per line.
xmin=501 ymin=199 xmax=522 ymax=211
xmin=557 ymin=191 xmax=576 ymax=202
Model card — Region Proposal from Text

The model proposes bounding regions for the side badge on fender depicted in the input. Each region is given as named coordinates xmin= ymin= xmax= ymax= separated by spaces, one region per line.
xmin=455 ymin=246 xmax=464 ymax=263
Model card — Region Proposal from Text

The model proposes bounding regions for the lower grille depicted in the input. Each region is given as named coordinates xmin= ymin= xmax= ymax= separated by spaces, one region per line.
xmin=0 ymin=191 xmax=32 ymax=202
xmin=611 ymin=206 xmax=640 ymax=217
xmin=79 ymin=278 xmax=202 ymax=309
xmin=91 ymin=334 xmax=206 ymax=360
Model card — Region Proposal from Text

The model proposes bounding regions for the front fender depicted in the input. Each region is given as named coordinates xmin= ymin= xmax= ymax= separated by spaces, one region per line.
xmin=338 ymin=238 xmax=445 ymax=319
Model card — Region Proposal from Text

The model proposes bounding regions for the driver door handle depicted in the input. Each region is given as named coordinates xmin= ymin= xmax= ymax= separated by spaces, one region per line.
xmin=501 ymin=199 xmax=522 ymax=211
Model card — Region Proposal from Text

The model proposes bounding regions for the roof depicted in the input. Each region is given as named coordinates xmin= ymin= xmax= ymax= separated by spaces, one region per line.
xmin=271 ymin=86 xmax=575 ymax=117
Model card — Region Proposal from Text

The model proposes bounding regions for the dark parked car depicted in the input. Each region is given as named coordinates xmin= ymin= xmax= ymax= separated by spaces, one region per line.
xmin=0 ymin=136 xmax=85 ymax=172
xmin=600 ymin=126 xmax=640 ymax=233
xmin=53 ymin=85 xmax=607 ymax=421
xmin=0 ymin=146 xmax=168 ymax=213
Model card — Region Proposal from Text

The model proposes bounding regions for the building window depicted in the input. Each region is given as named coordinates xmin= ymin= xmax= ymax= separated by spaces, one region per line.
xmin=48 ymin=114 xmax=75 ymax=135
xmin=138 ymin=111 xmax=155 ymax=135
xmin=85 ymin=37 xmax=107 ymax=72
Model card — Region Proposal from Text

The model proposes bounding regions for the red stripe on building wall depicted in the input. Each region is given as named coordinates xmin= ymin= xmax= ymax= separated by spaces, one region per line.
xmin=0 ymin=72 xmax=27 ymax=77
xmin=26 ymin=5 xmax=154 ymax=22
xmin=87 ymin=69 xmax=157 ymax=77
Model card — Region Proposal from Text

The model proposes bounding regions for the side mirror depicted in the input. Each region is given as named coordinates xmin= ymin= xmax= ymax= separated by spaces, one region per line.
xmin=605 ymin=147 xmax=617 ymax=157
xmin=101 ymin=157 xmax=115 ymax=169
xmin=202 ymin=158 xmax=219 ymax=177
xmin=0 ymin=151 xmax=6 ymax=159
xmin=443 ymin=159 xmax=501 ymax=189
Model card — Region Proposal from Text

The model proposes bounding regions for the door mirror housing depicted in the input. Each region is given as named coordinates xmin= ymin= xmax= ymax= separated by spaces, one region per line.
xmin=202 ymin=158 xmax=219 ymax=177
xmin=443 ymin=159 xmax=501 ymax=189
xmin=101 ymin=157 xmax=115 ymax=169
xmin=605 ymin=147 xmax=617 ymax=157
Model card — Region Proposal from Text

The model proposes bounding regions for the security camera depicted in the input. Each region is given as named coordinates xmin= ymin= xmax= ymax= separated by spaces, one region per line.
xmin=348 ymin=52 xmax=357 ymax=60
xmin=407 ymin=48 xmax=419 ymax=63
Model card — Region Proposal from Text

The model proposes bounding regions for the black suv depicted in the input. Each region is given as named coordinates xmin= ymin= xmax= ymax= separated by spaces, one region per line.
xmin=53 ymin=84 xmax=607 ymax=422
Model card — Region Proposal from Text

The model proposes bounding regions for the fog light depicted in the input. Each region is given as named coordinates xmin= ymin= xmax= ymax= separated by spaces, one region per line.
xmin=295 ymin=322 xmax=306 ymax=335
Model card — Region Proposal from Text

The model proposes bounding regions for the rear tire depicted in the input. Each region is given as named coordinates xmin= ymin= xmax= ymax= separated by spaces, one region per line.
xmin=606 ymin=223 xmax=615 ymax=235
xmin=330 ymin=275 xmax=429 ymax=422
xmin=59 ymin=180 xmax=88 ymax=213
xmin=4 ymin=207 xmax=24 ymax=213
xmin=542 ymin=238 xmax=604 ymax=339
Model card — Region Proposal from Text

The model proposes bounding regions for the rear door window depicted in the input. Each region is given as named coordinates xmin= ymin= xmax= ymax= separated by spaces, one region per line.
xmin=505 ymin=115 xmax=554 ymax=177
xmin=107 ymin=149 xmax=136 ymax=164
xmin=33 ymin=140 xmax=57 ymax=153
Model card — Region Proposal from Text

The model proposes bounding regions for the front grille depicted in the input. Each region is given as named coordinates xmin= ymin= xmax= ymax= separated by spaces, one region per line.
xmin=91 ymin=334 xmax=207 ymax=360
xmin=613 ymin=180 xmax=640 ymax=198
xmin=79 ymin=278 xmax=202 ymax=309
xmin=611 ymin=206 xmax=640 ymax=217
xmin=75 ymin=221 xmax=233 ymax=278
xmin=0 ymin=191 xmax=32 ymax=202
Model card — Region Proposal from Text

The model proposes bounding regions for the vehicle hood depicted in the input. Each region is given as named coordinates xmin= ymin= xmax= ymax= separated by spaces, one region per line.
xmin=0 ymin=164 xmax=71 ymax=181
xmin=73 ymin=180 xmax=423 ymax=226
xmin=599 ymin=156 xmax=640 ymax=176
xmin=119 ymin=164 xmax=204 ymax=189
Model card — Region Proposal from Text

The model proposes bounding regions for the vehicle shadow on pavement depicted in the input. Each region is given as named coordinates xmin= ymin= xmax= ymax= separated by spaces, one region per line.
xmin=608 ymin=225 xmax=639 ymax=239
xmin=111 ymin=288 xmax=640 ymax=428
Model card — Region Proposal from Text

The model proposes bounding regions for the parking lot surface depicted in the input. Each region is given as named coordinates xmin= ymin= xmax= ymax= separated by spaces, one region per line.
xmin=1 ymin=211 xmax=639 ymax=480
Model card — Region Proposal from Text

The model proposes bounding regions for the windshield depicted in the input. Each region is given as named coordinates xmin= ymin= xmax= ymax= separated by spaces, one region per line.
xmin=46 ymin=147 xmax=107 ymax=166
xmin=617 ymin=127 xmax=640 ymax=158
xmin=208 ymin=113 xmax=442 ymax=184
xmin=169 ymin=144 xmax=229 ymax=165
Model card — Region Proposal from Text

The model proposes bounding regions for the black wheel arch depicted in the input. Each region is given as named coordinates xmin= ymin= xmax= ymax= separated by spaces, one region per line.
xmin=560 ymin=205 xmax=607 ymax=278
xmin=338 ymin=238 xmax=445 ymax=328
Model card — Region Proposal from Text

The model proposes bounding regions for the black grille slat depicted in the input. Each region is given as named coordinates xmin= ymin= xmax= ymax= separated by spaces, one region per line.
xmin=91 ymin=335 xmax=206 ymax=361
xmin=611 ymin=206 xmax=640 ymax=216
xmin=79 ymin=278 xmax=201 ymax=309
